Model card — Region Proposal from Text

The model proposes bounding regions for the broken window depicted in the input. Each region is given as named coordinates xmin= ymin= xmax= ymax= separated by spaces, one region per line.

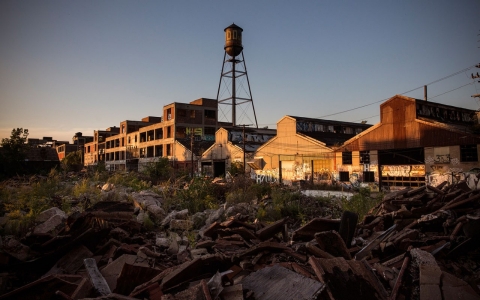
xmin=190 ymin=110 xmax=196 ymax=118
xmin=156 ymin=128 xmax=163 ymax=139
xmin=178 ymin=109 xmax=186 ymax=117
xmin=339 ymin=171 xmax=350 ymax=182
xmin=363 ymin=171 xmax=375 ymax=182
xmin=166 ymin=108 xmax=172 ymax=120
xmin=166 ymin=144 xmax=171 ymax=156
xmin=342 ymin=152 xmax=353 ymax=165
xmin=460 ymin=144 xmax=478 ymax=162
xmin=205 ymin=110 xmax=216 ymax=119
xmin=360 ymin=151 xmax=370 ymax=164
xmin=204 ymin=127 xmax=215 ymax=135
xmin=155 ymin=145 xmax=163 ymax=157
xmin=167 ymin=126 xmax=172 ymax=138
xmin=176 ymin=127 xmax=187 ymax=138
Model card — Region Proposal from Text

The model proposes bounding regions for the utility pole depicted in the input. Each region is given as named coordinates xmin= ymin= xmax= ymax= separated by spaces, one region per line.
xmin=238 ymin=124 xmax=252 ymax=173
xmin=190 ymin=128 xmax=194 ymax=178
xmin=472 ymin=64 xmax=480 ymax=99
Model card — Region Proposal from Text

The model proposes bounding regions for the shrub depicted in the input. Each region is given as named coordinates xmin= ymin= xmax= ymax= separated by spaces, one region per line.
xmin=340 ymin=188 xmax=381 ymax=222
xmin=107 ymin=171 xmax=151 ymax=191
xmin=61 ymin=150 xmax=83 ymax=172
xmin=142 ymin=158 xmax=173 ymax=182
xmin=174 ymin=177 xmax=218 ymax=213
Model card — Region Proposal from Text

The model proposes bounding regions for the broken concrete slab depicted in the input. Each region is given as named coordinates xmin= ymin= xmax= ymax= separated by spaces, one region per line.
xmin=292 ymin=217 xmax=340 ymax=241
xmin=131 ymin=191 xmax=165 ymax=221
xmin=242 ymin=264 xmax=325 ymax=300
xmin=314 ymin=230 xmax=352 ymax=259
xmin=309 ymin=256 xmax=388 ymax=300
xmin=100 ymin=254 xmax=152 ymax=292
xmin=169 ymin=219 xmax=193 ymax=231
xmin=33 ymin=213 xmax=65 ymax=235
xmin=44 ymin=244 xmax=93 ymax=276
xmin=36 ymin=207 xmax=66 ymax=223
xmin=0 ymin=274 xmax=84 ymax=300
xmin=85 ymin=257 xmax=112 ymax=297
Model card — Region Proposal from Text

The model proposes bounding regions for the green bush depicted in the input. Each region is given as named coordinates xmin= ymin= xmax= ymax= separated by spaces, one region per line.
xmin=174 ymin=177 xmax=218 ymax=213
xmin=340 ymin=188 xmax=381 ymax=222
xmin=107 ymin=172 xmax=152 ymax=191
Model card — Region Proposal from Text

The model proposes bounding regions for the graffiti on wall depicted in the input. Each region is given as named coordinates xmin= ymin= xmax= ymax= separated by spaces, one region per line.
xmin=253 ymin=169 xmax=279 ymax=184
xmin=381 ymin=165 xmax=425 ymax=177
xmin=229 ymin=132 xmax=275 ymax=143
xmin=427 ymin=171 xmax=480 ymax=190
xmin=416 ymin=102 xmax=473 ymax=124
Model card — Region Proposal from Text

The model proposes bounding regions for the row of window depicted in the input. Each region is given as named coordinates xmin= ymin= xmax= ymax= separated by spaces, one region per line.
xmin=341 ymin=145 xmax=478 ymax=165
xmin=338 ymin=171 xmax=375 ymax=182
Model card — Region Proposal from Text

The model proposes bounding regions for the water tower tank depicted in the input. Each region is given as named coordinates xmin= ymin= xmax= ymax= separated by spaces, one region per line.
xmin=224 ymin=23 xmax=243 ymax=57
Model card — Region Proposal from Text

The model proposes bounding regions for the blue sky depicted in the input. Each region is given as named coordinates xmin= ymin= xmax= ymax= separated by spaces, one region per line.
xmin=1 ymin=1 xmax=479 ymax=142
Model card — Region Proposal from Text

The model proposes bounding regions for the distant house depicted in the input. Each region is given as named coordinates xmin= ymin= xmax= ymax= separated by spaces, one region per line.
xmin=200 ymin=127 xmax=277 ymax=177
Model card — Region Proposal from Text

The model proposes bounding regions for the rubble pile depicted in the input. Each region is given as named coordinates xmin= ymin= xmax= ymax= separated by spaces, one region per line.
xmin=1 ymin=180 xmax=480 ymax=299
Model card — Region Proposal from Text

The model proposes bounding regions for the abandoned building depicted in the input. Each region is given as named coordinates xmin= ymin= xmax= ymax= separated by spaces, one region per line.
xmin=56 ymin=132 xmax=93 ymax=161
xmin=334 ymin=94 xmax=480 ymax=191
xmin=83 ymin=127 xmax=121 ymax=166
xmin=83 ymin=98 xmax=221 ymax=172
xmin=200 ymin=127 xmax=277 ymax=177
xmin=251 ymin=116 xmax=372 ymax=184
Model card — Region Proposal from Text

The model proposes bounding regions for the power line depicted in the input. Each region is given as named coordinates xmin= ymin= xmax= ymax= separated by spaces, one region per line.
xmin=313 ymin=65 xmax=477 ymax=119
xmin=428 ymin=82 xmax=475 ymax=100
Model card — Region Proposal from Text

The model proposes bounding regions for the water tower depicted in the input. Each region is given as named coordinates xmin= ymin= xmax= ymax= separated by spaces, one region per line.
xmin=217 ymin=23 xmax=258 ymax=128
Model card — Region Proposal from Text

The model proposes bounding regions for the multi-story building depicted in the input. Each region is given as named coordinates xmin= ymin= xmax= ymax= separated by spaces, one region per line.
xmin=84 ymin=98 xmax=220 ymax=172
xmin=83 ymin=127 xmax=121 ymax=166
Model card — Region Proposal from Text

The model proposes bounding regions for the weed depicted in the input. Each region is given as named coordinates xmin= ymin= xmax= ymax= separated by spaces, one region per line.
xmin=107 ymin=172 xmax=152 ymax=191
xmin=143 ymin=215 xmax=155 ymax=231
xmin=175 ymin=178 xmax=219 ymax=213
xmin=186 ymin=231 xmax=197 ymax=249
xmin=340 ymin=188 xmax=381 ymax=222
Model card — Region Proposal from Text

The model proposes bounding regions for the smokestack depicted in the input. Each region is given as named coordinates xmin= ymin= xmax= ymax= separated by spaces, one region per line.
xmin=424 ymin=85 xmax=427 ymax=101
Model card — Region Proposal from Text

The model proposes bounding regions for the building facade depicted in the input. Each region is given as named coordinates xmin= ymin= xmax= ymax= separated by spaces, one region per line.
xmin=83 ymin=98 xmax=220 ymax=173
xmin=252 ymin=116 xmax=372 ymax=184
xmin=200 ymin=127 xmax=277 ymax=177
xmin=334 ymin=95 xmax=480 ymax=191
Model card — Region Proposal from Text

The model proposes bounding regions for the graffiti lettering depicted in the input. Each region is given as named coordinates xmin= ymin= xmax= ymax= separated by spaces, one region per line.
xmin=416 ymin=103 xmax=473 ymax=124
xmin=229 ymin=131 xmax=275 ymax=143
xmin=253 ymin=169 xmax=279 ymax=184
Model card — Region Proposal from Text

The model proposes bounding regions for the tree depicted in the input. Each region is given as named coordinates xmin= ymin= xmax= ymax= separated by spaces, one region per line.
xmin=61 ymin=150 xmax=83 ymax=172
xmin=0 ymin=128 xmax=29 ymax=178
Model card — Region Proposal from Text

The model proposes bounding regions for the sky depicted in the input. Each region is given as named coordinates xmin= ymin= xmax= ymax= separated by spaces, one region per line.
xmin=1 ymin=1 xmax=480 ymax=142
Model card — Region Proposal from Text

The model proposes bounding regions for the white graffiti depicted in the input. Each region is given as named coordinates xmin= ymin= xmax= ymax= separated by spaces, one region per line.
xmin=253 ymin=169 xmax=279 ymax=184
xmin=427 ymin=171 xmax=479 ymax=190
xmin=425 ymin=156 xmax=435 ymax=164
